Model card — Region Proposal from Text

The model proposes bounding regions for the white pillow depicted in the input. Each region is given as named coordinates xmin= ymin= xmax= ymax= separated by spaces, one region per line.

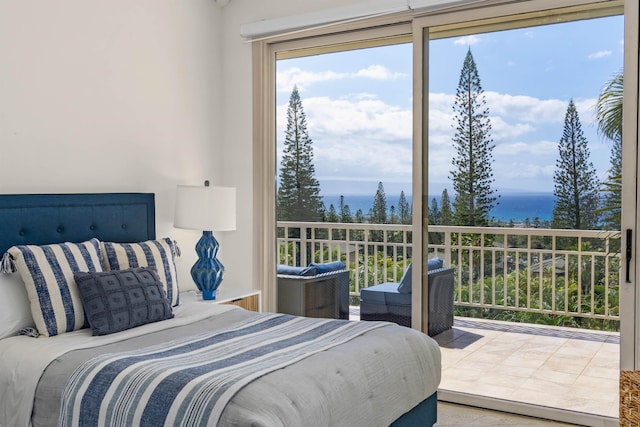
xmin=0 ymin=272 xmax=34 ymax=339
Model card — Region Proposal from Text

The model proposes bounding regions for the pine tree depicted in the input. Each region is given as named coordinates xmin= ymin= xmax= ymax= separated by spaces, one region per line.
xmin=389 ymin=206 xmax=398 ymax=224
xmin=440 ymin=189 xmax=453 ymax=226
xmin=277 ymin=86 xmax=323 ymax=221
xmin=339 ymin=195 xmax=353 ymax=223
xmin=370 ymin=182 xmax=387 ymax=243
xmin=355 ymin=209 xmax=364 ymax=223
xmin=371 ymin=182 xmax=387 ymax=224
xmin=398 ymin=191 xmax=411 ymax=224
xmin=326 ymin=204 xmax=339 ymax=222
xmin=429 ymin=197 xmax=440 ymax=225
xmin=600 ymin=136 xmax=621 ymax=230
xmin=449 ymin=49 xmax=497 ymax=226
xmin=552 ymin=100 xmax=600 ymax=230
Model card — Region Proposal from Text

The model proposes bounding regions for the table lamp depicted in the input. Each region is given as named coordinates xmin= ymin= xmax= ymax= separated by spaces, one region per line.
xmin=174 ymin=181 xmax=236 ymax=300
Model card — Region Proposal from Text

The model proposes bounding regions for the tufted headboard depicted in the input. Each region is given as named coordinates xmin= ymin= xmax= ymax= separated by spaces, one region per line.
xmin=0 ymin=193 xmax=155 ymax=254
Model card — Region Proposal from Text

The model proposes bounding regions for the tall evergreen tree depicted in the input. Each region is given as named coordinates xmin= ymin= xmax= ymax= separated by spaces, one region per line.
xmin=339 ymin=195 xmax=353 ymax=223
xmin=389 ymin=205 xmax=398 ymax=224
xmin=440 ymin=189 xmax=453 ymax=226
xmin=600 ymin=136 xmax=621 ymax=230
xmin=371 ymin=182 xmax=387 ymax=224
xmin=355 ymin=209 xmax=364 ymax=223
xmin=429 ymin=197 xmax=440 ymax=225
xmin=326 ymin=204 xmax=339 ymax=222
xmin=398 ymin=191 xmax=411 ymax=224
xmin=277 ymin=86 xmax=323 ymax=221
xmin=552 ymin=100 xmax=600 ymax=230
xmin=449 ymin=49 xmax=497 ymax=226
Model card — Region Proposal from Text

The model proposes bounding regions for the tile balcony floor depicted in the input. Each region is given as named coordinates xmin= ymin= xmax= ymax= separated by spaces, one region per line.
xmin=349 ymin=309 xmax=620 ymax=420
xmin=434 ymin=318 xmax=619 ymax=419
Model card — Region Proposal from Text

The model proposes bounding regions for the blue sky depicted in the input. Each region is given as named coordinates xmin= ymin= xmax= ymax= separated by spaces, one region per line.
xmin=276 ymin=14 xmax=624 ymax=198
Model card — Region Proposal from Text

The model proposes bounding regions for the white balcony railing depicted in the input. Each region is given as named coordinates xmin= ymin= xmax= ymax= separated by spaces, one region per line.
xmin=277 ymin=222 xmax=621 ymax=323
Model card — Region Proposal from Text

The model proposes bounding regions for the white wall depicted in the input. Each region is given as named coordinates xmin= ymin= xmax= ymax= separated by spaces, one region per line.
xmin=219 ymin=0 xmax=365 ymax=292
xmin=0 ymin=0 xmax=225 ymax=290
xmin=0 ymin=0 xmax=366 ymax=294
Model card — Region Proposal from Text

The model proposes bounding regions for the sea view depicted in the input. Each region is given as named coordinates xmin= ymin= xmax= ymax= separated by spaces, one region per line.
xmin=322 ymin=192 xmax=555 ymax=223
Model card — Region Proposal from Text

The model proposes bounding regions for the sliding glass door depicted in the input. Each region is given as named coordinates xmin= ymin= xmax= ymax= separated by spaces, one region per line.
xmin=255 ymin=0 xmax=637 ymax=424
xmin=415 ymin=0 xmax=633 ymax=424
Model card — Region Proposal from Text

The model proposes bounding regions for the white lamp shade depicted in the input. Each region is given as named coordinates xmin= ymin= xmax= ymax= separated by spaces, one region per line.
xmin=174 ymin=185 xmax=236 ymax=231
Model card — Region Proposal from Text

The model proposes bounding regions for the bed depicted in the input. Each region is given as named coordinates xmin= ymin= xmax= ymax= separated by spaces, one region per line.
xmin=0 ymin=192 xmax=441 ymax=427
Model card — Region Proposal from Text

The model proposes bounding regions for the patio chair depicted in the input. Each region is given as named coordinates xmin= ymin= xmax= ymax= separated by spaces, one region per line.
xmin=359 ymin=258 xmax=454 ymax=336
xmin=277 ymin=262 xmax=349 ymax=320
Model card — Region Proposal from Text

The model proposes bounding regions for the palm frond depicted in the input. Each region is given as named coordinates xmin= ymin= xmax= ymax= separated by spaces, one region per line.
xmin=596 ymin=71 xmax=623 ymax=143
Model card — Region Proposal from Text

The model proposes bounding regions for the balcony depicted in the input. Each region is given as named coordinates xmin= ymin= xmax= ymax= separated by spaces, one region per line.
xmin=278 ymin=221 xmax=621 ymax=422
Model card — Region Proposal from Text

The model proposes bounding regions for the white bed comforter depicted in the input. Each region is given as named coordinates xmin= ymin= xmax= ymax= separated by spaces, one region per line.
xmin=0 ymin=292 xmax=441 ymax=427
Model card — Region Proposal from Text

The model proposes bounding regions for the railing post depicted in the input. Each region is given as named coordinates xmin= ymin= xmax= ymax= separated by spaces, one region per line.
xmin=444 ymin=229 xmax=452 ymax=266
xmin=300 ymin=225 xmax=308 ymax=267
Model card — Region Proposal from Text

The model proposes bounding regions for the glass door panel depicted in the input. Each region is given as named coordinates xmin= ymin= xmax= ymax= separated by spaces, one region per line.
xmin=419 ymin=5 xmax=626 ymax=424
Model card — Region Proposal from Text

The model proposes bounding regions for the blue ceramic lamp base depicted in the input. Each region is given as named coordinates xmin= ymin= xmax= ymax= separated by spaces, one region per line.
xmin=191 ymin=230 xmax=224 ymax=300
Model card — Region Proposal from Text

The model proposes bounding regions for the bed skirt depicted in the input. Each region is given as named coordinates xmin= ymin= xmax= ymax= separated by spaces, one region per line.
xmin=391 ymin=392 xmax=438 ymax=427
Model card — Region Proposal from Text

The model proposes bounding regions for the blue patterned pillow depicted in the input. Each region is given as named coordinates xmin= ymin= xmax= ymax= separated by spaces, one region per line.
xmin=7 ymin=238 xmax=103 ymax=337
xmin=74 ymin=268 xmax=174 ymax=336
xmin=101 ymin=238 xmax=179 ymax=306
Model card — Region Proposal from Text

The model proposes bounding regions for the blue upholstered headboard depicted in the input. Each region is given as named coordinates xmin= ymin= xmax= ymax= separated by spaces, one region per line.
xmin=0 ymin=193 xmax=155 ymax=254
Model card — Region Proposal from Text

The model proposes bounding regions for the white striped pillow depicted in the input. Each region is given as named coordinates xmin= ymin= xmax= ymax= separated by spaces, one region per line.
xmin=101 ymin=238 xmax=180 ymax=307
xmin=8 ymin=238 xmax=103 ymax=337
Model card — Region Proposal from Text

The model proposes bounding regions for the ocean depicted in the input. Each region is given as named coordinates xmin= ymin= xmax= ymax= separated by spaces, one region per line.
xmin=322 ymin=192 xmax=555 ymax=222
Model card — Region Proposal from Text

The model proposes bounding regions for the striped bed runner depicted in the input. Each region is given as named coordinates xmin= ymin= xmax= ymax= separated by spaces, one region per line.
xmin=59 ymin=313 xmax=387 ymax=427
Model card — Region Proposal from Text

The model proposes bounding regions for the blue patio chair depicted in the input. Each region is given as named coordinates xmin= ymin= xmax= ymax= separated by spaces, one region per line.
xmin=360 ymin=258 xmax=454 ymax=336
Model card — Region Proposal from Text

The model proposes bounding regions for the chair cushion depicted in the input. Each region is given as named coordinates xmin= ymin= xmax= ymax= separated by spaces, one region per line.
xmin=276 ymin=264 xmax=318 ymax=276
xmin=360 ymin=283 xmax=412 ymax=306
xmin=310 ymin=261 xmax=346 ymax=273
xmin=397 ymin=264 xmax=413 ymax=294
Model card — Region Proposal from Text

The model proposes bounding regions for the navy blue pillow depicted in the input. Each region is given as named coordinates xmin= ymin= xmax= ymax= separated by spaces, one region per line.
xmin=74 ymin=267 xmax=174 ymax=336
xmin=397 ymin=258 xmax=444 ymax=294
xmin=428 ymin=257 xmax=444 ymax=270
xmin=309 ymin=261 xmax=346 ymax=273
xmin=277 ymin=264 xmax=319 ymax=276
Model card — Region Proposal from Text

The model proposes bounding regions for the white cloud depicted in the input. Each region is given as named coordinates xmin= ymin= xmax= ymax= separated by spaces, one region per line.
xmin=588 ymin=50 xmax=612 ymax=60
xmin=484 ymin=92 xmax=567 ymax=123
xmin=492 ymin=119 xmax=536 ymax=141
xmin=496 ymin=162 xmax=555 ymax=181
xmin=277 ymin=65 xmax=406 ymax=93
xmin=494 ymin=140 xmax=557 ymax=156
xmin=304 ymin=94 xmax=411 ymax=141
xmin=277 ymin=67 xmax=347 ymax=92
xmin=453 ymin=35 xmax=481 ymax=46
xmin=355 ymin=65 xmax=406 ymax=80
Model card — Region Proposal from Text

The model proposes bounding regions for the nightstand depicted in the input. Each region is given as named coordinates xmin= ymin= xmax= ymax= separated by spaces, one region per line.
xmin=214 ymin=288 xmax=261 ymax=312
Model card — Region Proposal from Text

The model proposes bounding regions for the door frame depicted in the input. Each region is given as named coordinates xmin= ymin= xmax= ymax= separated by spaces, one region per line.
xmin=621 ymin=0 xmax=639 ymax=371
